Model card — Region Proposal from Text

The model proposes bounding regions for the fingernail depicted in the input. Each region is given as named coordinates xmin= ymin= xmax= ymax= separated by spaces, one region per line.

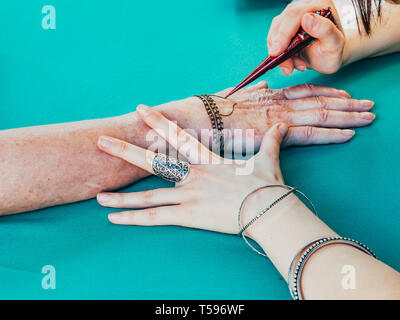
xmin=342 ymin=130 xmax=355 ymax=137
xmin=97 ymin=193 xmax=113 ymax=204
xmin=277 ymin=123 xmax=288 ymax=135
xmin=361 ymin=100 xmax=374 ymax=109
xmin=108 ymin=213 xmax=118 ymax=223
xmin=305 ymin=13 xmax=317 ymax=31
xmin=257 ymin=80 xmax=268 ymax=88
xmin=108 ymin=212 xmax=124 ymax=224
xmin=281 ymin=66 xmax=290 ymax=76
xmin=297 ymin=65 xmax=307 ymax=72
xmin=269 ymin=42 xmax=281 ymax=55
xmin=339 ymin=90 xmax=351 ymax=98
xmin=98 ymin=136 xmax=114 ymax=149
xmin=360 ymin=112 xmax=376 ymax=120
xmin=137 ymin=104 xmax=151 ymax=115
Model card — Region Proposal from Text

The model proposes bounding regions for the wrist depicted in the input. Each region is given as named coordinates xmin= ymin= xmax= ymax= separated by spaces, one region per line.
xmin=332 ymin=0 xmax=376 ymax=66
xmin=121 ymin=97 xmax=212 ymax=149
xmin=241 ymin=187 xmax=302 ymax=241
xmin=155 ymin=97 xmax=211 ymax=134
xmin=239 ymin=186 xmax=338 ymax=278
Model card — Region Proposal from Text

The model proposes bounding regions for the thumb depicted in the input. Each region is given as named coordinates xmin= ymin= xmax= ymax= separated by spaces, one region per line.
xmin=258 ymin=123 xmax=288 ymax=161
xmin=301 ymin=13 xmax=344 ymax=55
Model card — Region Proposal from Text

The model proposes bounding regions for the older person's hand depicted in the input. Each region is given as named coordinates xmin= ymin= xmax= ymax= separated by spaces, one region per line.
xmin=164 ymin=81 xmax=375 ymax=153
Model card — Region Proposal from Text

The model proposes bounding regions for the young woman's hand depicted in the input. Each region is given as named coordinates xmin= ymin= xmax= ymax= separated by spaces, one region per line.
xmin=97 ymin=105 xmax=294 ymax=235
xmin=266 ymin=0 xmax=346 ymax=75
xmin=163 ymin=81 xmax=375 ymax=152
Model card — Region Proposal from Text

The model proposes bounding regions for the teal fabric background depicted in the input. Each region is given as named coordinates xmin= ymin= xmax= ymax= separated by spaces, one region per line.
xmin=0 ymin=0 xmax=399 ymax=299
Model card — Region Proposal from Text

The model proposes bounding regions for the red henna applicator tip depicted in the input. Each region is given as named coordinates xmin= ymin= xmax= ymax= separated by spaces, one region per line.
xmin=225 ymin=8 xmax=334 ymax=98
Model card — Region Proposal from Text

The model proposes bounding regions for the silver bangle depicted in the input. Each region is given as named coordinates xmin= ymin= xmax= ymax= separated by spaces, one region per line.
xmin=237 ymin=184 xmax=318 ymax=258
xmin=288 ymin=237 xmax=376 ymax=300
xmin=238 ymin=187 xmax=298 ymax=236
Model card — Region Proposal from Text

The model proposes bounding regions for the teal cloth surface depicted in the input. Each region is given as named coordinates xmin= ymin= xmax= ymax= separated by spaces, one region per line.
xmin=0 ymin=0 xmax=399 ymax=299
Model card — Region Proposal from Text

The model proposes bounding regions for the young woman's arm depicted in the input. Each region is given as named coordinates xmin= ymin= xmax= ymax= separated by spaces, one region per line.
xmin=245 ymin=189 xmax=400 ymax=299
xmin=342 ymin=0 xmax=400 ymax=64
xmin=96 ymin=106 xmax=400 ymax=300
xmin=267 ymin=0 xmax=400 ymax=75
xmin=0 ymin=82 xmax=374 ymax=215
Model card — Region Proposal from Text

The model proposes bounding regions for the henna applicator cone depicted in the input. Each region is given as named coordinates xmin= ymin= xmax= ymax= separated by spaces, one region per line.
xmin=225 ymin=8 xmax=334 ymax=98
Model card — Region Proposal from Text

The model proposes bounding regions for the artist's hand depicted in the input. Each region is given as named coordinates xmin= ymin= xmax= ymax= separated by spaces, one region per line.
xmin=97 ymin=105 xmax=295 ymax=236
xmin=267 ymin=0 xmax=346 ymax=75
xmin=165 ymin=81 xmax=375 ymax=152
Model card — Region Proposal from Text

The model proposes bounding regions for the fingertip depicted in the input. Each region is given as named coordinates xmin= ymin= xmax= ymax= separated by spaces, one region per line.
xmin=295 ymin=65 xmax=307 ymax=72
xmin=97 ymin=136 xmax=105 ymax=146
xmin=97 ymin=193 xmax=104 ymax=204
xmin=108 ymin=213 xmax=117 ymax=223
xmin=257 ymin=80 xmax=269 ymax=89
xmin=97 ymin=136 xmax=114 ymax=150
xmin=339 ymin=90 xmax=351 ymax=98
xmin=269 ymin=41 xmax=282 ymax=56
xmin=360 ymin=112 xmax=376 ymax=121
xmin=97 ymin=192 xmax=113 ymax=205
xmin=361 ymin=100 xmax=375 ymax=110
xmin=108 ymin=212 xmax=123 ymax=224
xmin=280 ymin=66 xmax=292 ymax=76
xmin=342 ymin=129 xmax=355 ymax=138
xmin=277 ymin=123 xmax=289 ymax=136
xmin=136 ymin=104 xmax=151 ymax=115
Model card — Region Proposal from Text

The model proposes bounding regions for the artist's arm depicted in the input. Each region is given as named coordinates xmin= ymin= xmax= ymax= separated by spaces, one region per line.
xmin=245 ymin=186 xmax=400 ymax=299
xmin=267 ymin=0 xmax=400 ymax=75
xmin=97 ymin=106 xmax=400 ymax=300
xmin=0 ymin=82 xmax=375 ymax=215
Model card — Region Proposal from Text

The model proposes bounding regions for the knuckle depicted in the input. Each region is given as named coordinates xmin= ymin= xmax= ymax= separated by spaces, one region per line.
xmin=275 ymin=99 xmax=290 ymax=110
xmin=117 ymin=141 xmax=129 ymax=154
xmin=347 ymin=99 xmax=355 ymax=111
xmin=271 ymin=15 xmax=280 ymax=26
xmin=304 ymin=83 xmax=314 ymax=92
xmin=115 ymin=194 xmax=125 ymax=206
xmin=147 ymin=208 xmax=158 ymax=219
xmin=304 ymin=126 xmax=314 ymax=139
xmin=182 ymin=167 xmax=201 ymax=184
xmin=148 ymin=109 xmax=163 ymax=121
xmin=285 ymin=2 xmax=298 ymax=13
xmin=142 ymin=190 xmax=155 ymax=205
xmin=316 ymin=107 xmax=329 ymax=123
xmin=281 ymin=87 xmax=290 ymax=99
xmin=315 ymin=96 xmax=328 ymax=109
xmin=254 ymin=91 xmax=269 ymax=105
xmin=265 ymin=107 xmax=272 ymax=121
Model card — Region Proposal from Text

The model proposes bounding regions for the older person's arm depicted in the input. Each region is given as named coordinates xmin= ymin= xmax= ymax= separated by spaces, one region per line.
xmin=0 ymin=82 xmax=375 ymax=215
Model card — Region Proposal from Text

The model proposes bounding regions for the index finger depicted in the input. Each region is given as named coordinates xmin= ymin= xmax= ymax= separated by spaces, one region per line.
xmin=267 ymin=2 xmax=327 ymax=56
xmin=97 ymin=136 xmax=155 ymax=173
xmin=136 ymin=105 xmax=219 ymax=164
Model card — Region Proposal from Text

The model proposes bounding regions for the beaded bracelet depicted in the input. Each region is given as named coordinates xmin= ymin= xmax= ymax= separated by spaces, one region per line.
xmin=194 ymin=94 xmax=237 ymax=156
xmin=237 ymin=184 xmax=318 ymax=257
xmin=288 ymin=237 xmax=376 ymax=300
xmin=194 ymin=95 xmax=224 ymax=154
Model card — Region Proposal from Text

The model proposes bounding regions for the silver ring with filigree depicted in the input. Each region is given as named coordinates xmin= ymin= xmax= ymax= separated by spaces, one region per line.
xmin=151 ymin=153 xmax=190 ymax=183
